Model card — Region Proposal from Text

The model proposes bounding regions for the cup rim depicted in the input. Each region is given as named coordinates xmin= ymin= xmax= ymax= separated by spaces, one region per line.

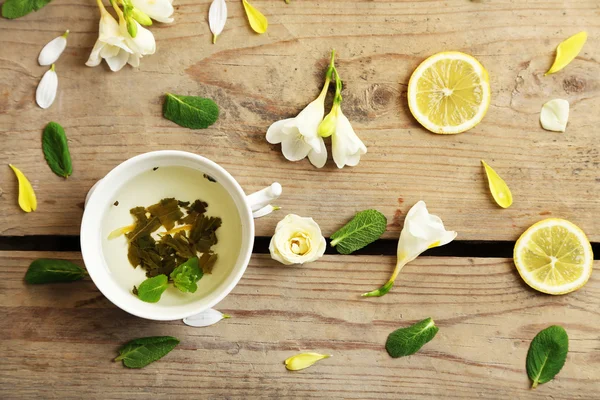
xmin=80 ymin=150 xmax=255 ymax=320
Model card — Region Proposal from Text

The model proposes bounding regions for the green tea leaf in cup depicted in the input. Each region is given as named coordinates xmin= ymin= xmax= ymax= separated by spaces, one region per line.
xmin=170 ymin=257 xmax=203 ymax=293
xmin=163 ymin=93 xmax=219 ymax=129
xmin=42 ymin=122 xmax=73 ymax=178
xmin=386 ymin=317 xmax=439 ymax=358
xmin=136 ymin=274 xmax=169 ymax=303
xmin=115 ymin=336 xmax=180 ymax=368
xmin=25 ymin=258 xmax=87 ymax=284
xmin=330 ymin=209 xmax=387 ymax=254
xmin=526 ymin=325 xmax=568 ymax=388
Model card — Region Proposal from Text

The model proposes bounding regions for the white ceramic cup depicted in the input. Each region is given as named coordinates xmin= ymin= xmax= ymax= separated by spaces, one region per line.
xmin=81 ymin=150 xmax=281 ymax=321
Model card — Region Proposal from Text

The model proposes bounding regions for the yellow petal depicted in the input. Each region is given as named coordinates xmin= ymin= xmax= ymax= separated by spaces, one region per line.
xmin=9 ymin=164 xmax=37 ymax=212
xmin=481 ymin=160 xmax=512 ymax=209
xmin=545 ymin=31 xmax=587 ymax=75
xmin=242 ymin=0 xmax=268 ymax=34
xmin=284 ymin=352 xmax=331 ymax=371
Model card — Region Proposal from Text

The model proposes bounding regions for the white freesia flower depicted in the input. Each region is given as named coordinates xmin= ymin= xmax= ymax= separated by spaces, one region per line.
xmin=209 ymin=0 xmax=227 ymax=44
xmin=269 ymin=214 xmax=326 ymax=265
xmin=183 ymin=309 xmax=230 ymax=327
xmin=130 ymin=0 xmax=174 ymax=23
xmin=331 ymin=108 xmax=367 ymax=168
xmin=87 ymin=0 xmax=155 ymax=72
xmin=266 ymin=53 xmax=336 ymax=168
xmin=363 ymin=201 xmax=457 ymax=297
xmin=36 ymin=64 xmax=58 ymax=109
xmin=38 ymin=30 xmax=69 ymax=66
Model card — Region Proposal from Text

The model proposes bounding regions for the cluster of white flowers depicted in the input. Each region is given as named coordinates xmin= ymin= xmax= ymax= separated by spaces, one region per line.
xmin=266 ymin=51 xmax=367 ymax=169
xmin=86 ymin=0 xmax=174 ymax=72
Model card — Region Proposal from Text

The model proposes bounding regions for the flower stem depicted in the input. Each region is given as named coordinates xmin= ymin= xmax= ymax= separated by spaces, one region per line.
xmin=361 ymin=259 xmax=407 ymax=297
xmin=95 ymin=0 xmax=108 ymax=15
xmin=318 ymin=50 xmax=337 ymax=99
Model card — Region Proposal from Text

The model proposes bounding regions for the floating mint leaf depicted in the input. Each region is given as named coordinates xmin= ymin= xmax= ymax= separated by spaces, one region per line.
xmin=136 ymin=274 xmax=168 ymax=303
xmin=25 ymin=259 xmax=87 ymax=284
xmin=526 ymin=325 xmax=568 ymax=388
xmin=385 ymin=317 xmax=439 ymax=358
xmin=170 ymin=257 xmax=203 ymax=293
xmin=163 ymin=93 xmax=219 ymax=129
xmin=2 ymin=0 xmax=52 ymax=19
xmin=42 ymin=122 xmax=73 ymax=178
xmin=115 ymin=336 xmax=180 ymax=368
xmin=330 ymin=209 xmax=387 ymax=254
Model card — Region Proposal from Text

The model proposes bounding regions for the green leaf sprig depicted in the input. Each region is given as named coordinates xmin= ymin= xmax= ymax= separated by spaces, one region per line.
xmin=25 ymin=259 xmax=88 ymax=284
xmin=135 ymin=274 xmax=168 ymax=303
xmin=2 ymin=0 xmax=52 ymax=19
xmin=526 ymin=325 xmax=569 ymax=388
xmin=330 ymin=210 xmax=387 ymax=254
xmin=170 ymin=257 xmax=203 ymax=293
xmin=386 ymin=318 xmax=439 ymax=358
xmin=163 ymin=93 xmax=219 ymax=129
xmin=115 ymin=336 xmax=180 ymax=368
xmin=42 ymin=122 xmax=73 ymax=178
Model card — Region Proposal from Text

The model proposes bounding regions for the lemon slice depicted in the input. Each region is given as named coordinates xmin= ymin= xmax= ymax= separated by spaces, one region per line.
xmin=514 ymin=219 xmax=593 ymax=295
xmin=407 ymin=51 xmax=491 ymax=134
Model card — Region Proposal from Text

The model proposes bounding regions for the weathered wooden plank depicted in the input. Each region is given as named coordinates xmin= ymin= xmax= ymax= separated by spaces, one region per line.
xmin=0 ymin=251 xmax=598 ymax=398
xmin=0 ymin=0 xmax=598 ymax=241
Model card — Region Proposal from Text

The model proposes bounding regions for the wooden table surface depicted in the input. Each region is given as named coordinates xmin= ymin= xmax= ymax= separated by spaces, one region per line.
xmin=0 ymin=0 xmax=599 ymax=399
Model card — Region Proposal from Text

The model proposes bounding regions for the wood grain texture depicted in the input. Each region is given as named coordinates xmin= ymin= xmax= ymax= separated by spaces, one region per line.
xmin=0 ymin=251 xmax=598 ymax=399
xmin=0 ymin=0 xmax=599 ymax=241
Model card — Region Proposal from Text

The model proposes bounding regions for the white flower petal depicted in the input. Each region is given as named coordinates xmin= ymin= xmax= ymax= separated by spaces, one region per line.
xmin=307 ymin=137 xmax=327 ymax=168
xmin=209 ymin=0 xmax=227 ymax=43
xmin=266 ymin=118 xmax=293 ymax=144
xmin=36 ymin=66 xmax=58 ymax=109
xmin=125 ymin=22 xmax=156 ymax=55
xmin=105 ymin=49 xmax=130 ymax=72
xmin=183 ymin=309 xmax=229 ymax=327
xmin=85 ymin=40 xmax=105 ymax=67
xmin=253 ymin=204 xmax=280 ymax=218
xmin=281 ymin=133 xmax=312 ymax=162
xmin=130 ymin=0 xmax=174 ymax=23
xmin=38 ymin=31 xmax=68 ymax=66
xmin=127 ymin=52 xmax=141 ymax=68
xmin=540 ymin=99 xmax=569 ymax=132
xmin=295 ymin=97 xmax=325 ymax=139
xmin=331 ymin=111 xmax=367 ymax=168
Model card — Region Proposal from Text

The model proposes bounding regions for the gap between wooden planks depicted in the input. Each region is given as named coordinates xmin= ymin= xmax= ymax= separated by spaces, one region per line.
xmin=0 ymin=251 xmax=598 ymax=399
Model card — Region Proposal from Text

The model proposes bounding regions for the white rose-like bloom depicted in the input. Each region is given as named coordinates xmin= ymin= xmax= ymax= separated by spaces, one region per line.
xmin=269 ymin=214 xmax=326 ymax=265
xmin=130 ymin=0 xmax=175 ymax=23
xmin=331 ymin=108 xmax=367 ymax=168
xmin=363 ymin=201 xmax=457 ymax=297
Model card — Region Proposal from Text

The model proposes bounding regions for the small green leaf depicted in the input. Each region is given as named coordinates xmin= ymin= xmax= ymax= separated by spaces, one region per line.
xmin=25 ymin=259 xmax=87 ymax=284
xmin=163 ymin=93 xmax=219 ymax=129
xmin=385 ymin=318 xmax=439 ymax=358
xmin=136 ymin=274 xmax=168 ymax=303
xmin=42 ymin=122 xmax=73 ymax=178
xmin=330 ymin=210 xmax=387 ymax=254
xmin=526 ymin=325 xmax=568 ymax=388
xmin=115 ymin=336 xmax=179 ymax=368
xmin=2 ymin=0 xmax=52 ymax=19
xmin=170 ymin=257 xmax=203 ymax=293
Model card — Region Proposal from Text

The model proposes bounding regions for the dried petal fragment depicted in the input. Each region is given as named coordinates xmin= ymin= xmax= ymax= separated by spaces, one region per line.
xmin=9 ymin=164 xmax=37 ymax=212
xmin=38 ymin=30 xmax=69 ymax=66
xmin=481 ymin=160 xmax=513 ymax=208
xmin=36 ymin=65 xmax=58 ymax=109
xmin=540 ymin=99 xmax=569 ymax=132
xmin=546 ymin=31 xmax=587 ymax=75
xmin=284 ymin=352 xmax=331 ymax=371
xmin=242 ymin=0 xmax=268 ymax=34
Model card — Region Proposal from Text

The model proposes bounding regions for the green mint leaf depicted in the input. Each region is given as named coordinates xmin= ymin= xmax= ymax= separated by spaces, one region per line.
xmin=136 ymin=274 xmax=168 ymax=303
xmin=526 ymin=325 xmax=568 ymax=388
xmin=115 ymin=336 xmax=179 ymax=368
xmin=330 ymin=209 xmax=387 ymax=254
xmin=385 ymin=317 xmax=439 ymax=358
xmin=25 ymin=259 xmax=87 ymax=284
xmin=2 ymin=0 xmax=52 ymax=19
xmin=170 ymin=257 xmax=203 ymax=293
xmin=42 ymin=122 xmax=73 ymax=178
xmin=163 ymin=93 xmax=219 ymax=129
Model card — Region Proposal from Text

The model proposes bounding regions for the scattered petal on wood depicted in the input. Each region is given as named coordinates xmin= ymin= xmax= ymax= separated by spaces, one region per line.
xmin=242 ymin=0 xmax=268 ymax=34
xmin=183 ymin=309 xmax=230 ymax=327
xmin=38 ymin=30 xmax=69 ymax=66
xmin=209 ymin=0 xmax=227 ymax=44
xmin=284 ymin=353 xmax=331 ymax=371
xmin=36 ymin=64 xmax=58 ymax=109
xmin=253 ymin=204 xmax=280 ymax=218
xmin=481 ymin=160 xmax=513 ymax=209
xmin=546 ymin=31 xmax=587 ymax=75
xmin=9 ymin=164 xmax=37 ymax=212
xmin=540 ymin=99 xmax=569 ymax=133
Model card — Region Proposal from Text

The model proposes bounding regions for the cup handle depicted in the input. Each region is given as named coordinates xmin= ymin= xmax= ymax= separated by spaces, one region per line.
xmin=247 ymin=182 xmax=282 ymax=218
